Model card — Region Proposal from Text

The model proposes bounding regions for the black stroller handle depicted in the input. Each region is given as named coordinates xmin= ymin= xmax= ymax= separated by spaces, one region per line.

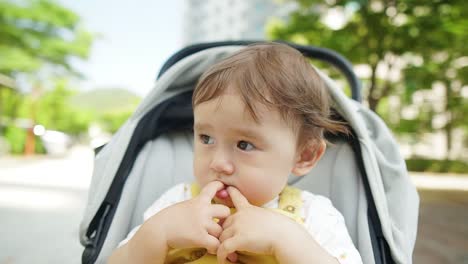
xmin=157 ymin=40 xmax=362 ymax=102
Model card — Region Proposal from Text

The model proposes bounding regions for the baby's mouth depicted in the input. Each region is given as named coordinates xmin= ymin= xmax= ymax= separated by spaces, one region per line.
xmin=215 ymin=185 xmax=230 ymax=199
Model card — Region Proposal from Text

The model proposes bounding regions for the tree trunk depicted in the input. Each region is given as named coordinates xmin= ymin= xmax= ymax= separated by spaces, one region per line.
xmin=24 ymin=84 xmax=40 ymax=155
xmin=0 ymin=87 xmax=3 ymax=119
xmin=24 ymin=126 xmax=35 ymax=155
xmin=368 ymin=63 xmax=379 ymax=111
xmin=444 ymin=80 xmax=453 ymax=159
xmin=24 ymin=99 xmax=36 ymax=155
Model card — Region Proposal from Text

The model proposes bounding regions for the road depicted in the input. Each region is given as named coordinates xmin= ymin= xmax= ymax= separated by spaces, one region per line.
xmin=0 ymin=146 xmax=93 ymax=264
xmin=414 ymin=189 xmax=468 ymax=263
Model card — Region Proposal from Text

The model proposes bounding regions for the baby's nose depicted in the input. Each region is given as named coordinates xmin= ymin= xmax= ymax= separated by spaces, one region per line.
xmin=209 ymin=151 xmax=234 ymax=175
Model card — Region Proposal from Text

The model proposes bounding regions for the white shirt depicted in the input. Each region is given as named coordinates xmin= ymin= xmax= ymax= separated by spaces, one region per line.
xmin=119 ymin=183 xmax=363 ymax=264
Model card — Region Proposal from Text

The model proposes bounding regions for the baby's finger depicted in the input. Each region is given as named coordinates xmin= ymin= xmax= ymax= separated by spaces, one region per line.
xmin=202 ymin=234 xmax=221 ymax=255
xmin=219 ymin=226 xmax=235 ymax=242
xmin=217 ymin=243 xmax=231 ymax=264
xmin=209 ymin=204 xmax=231 ymax=219
xmin=227 ymin=252 xmax=238 ymax=263
xmin=227 ymin=186 xmax=250 ymax=209
xmin=221 ymin=214 xmax=234 ymax=229
xmin=217 ymin=237 xmax=241 ymax=264
xmin=199 ymin=181 xmax=224 ymax=203
xmin=206 ymin=222 xmax=223 ymax=238
xmin=217 ymin=218 xmax=225 ymax=226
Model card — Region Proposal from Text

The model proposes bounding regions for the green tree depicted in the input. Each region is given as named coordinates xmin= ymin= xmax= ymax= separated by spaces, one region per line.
xmin=0 ymin=0 xmax=92 ymax=76
xmin=0 ymin=0 xmax=93 ymax=117
xmin=268 ymin=0 xmax=467 ymax=158
xmin=0 ymin=0 xmax=93 ymax=154
xmin=268 ymin=0 xmax=466 ymax=110
xmin=1 ymin=78 xmax=94 ymax=154
xmin=35 ymin=78 xmax=94 ymax=135
xmin=402 ymin=49 xmax=468 ymax=158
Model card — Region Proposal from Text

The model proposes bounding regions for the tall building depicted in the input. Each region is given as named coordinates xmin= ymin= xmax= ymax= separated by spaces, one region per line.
xmin=183 ymin=0 xmax=289 ymax=45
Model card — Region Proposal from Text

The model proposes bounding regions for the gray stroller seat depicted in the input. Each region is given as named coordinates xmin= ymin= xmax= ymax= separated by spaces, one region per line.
xmin=79 ymin=42 xmax=419 ymax=264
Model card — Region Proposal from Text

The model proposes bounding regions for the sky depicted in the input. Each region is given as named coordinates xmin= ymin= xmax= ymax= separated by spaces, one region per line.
xmin=59 ymin=0 xmax=184 ymax=96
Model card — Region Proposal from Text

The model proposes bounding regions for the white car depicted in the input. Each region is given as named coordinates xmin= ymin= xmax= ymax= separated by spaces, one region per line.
xmin=39 ymin=129 xmax=72 ymax=156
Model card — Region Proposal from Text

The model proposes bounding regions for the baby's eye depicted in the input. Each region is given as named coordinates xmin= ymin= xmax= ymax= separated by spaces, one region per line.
xmin=200 ymin=134 xmax=214 ymax=145
xmin=237 ymin=140 xmax=255 ymax=151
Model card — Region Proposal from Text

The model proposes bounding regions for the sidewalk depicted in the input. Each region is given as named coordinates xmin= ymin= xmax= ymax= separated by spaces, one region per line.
xmin=414 ymin=188 xmax=468 ymax=264
xmin=410 ymin=172 xmax=468 ymax=264
xmin=0 ymin=146 xmax=94 ymax=264
xmin=410 ymin=171 xmax=468 ymax=191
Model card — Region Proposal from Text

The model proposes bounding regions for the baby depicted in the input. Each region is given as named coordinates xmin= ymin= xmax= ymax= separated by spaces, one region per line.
xmin=108 ymin=42 xmax=362 ymax=264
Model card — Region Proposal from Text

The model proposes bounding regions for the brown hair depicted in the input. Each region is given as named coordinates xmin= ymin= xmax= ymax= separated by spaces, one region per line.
xmin=192 ymin=42 xmax=348 ymax=146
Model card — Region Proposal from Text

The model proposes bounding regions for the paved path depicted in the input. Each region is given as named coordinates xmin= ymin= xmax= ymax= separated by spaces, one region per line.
xmin=0 ymin=146 xmax=467 ymax=263
xmin=413 ymin=189 xmax=468 ymax=264
xmin=411 ymin=174 xmax=468 ymax=263
xmin=0 ymin=146 xmax=93 ymax=264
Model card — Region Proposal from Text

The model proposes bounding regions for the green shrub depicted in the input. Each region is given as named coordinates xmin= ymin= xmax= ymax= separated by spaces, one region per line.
xmin=4 ymin=127 xmax=26 ymax=154
xmin=99 ymin=110 xmax=133 ymax=134
xmin=35 ymin=135 xmax=46 ymax=154
xmin=405 ymin=158 xmax=468 ymax=174
xmin=4 ymin=126 xmax=46 ymax=154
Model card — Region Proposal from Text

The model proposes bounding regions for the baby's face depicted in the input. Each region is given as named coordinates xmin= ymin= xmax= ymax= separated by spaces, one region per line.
xmin=193 ymin=92 xmax=299 ymax=207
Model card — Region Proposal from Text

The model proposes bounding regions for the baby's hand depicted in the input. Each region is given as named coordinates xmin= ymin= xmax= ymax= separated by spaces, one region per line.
xmin=217 ymin=187 xmax=335 ymax=264
xmin=217 ymin=186 xmax=298 ymax=263
xmin=146 ymin=181 xmax=231 ymax=254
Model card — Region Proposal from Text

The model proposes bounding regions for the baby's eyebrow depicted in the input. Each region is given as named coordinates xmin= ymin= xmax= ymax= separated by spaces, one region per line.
xmin=194 ymin=122 xmax=263 ymax=140
xmin=231 ymin=128 xmax=262 ymax=139
xmin=193 ymin=122 xmax=213 ymax=131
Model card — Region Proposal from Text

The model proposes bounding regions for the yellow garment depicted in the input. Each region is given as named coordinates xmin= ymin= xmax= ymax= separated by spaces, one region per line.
xmin=164 ymin=184 xmax=304 ymax=264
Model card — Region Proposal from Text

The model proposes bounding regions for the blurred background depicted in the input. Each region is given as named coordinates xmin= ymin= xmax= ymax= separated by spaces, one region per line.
xmin=0 ymin=0 xmax=466 ymax=263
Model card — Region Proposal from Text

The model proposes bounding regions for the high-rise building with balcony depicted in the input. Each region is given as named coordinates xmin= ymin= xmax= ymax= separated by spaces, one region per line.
xmin=183 ymin=0 xmax=289 ymax=45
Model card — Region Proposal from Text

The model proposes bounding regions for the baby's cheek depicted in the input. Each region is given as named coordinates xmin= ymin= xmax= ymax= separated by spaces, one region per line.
xmin=240 ymin=174 xmax=277 ymax=205
xmin=193 ymin=159 xmax=209 ymax=182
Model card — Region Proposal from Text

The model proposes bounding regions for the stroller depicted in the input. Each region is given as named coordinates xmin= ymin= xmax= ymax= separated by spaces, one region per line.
xmin=79 ymin=41 xmax=419 ymax=264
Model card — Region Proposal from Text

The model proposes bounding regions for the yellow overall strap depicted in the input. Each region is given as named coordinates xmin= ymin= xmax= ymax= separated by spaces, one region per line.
xmin=275 ymin=185 xmax=304 ymax=223
xmin=190 ymin=182 xmax=201 ymax=197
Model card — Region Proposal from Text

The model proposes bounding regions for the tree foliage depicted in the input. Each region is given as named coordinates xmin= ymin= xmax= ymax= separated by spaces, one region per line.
xmin=35 ymin=79 xmax=94 ymax=135
xmin=0 ymin=0 xmax=94 ymax=121
xmin=268 ymin=0 xmax=467 ymax=158
xmin=0 ymin=0 xmax=93 ymax=76
xmin=0 ymin=0 xmax=94 ymax=154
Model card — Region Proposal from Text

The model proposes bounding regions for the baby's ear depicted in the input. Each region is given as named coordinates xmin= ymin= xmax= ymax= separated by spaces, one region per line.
xmin=291 ymin=140 xmax=326 ymax=177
